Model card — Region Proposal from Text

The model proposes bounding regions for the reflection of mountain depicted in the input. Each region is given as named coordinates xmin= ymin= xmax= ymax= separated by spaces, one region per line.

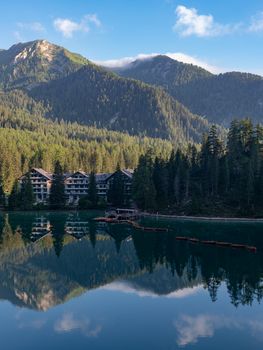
xmin=0 ymin=225 xmax=139 ymax=310
xmin=0 ymin=213 xmax=263 ymax=311
xmin=103 ymin=265 xmax=203 ymax=301
xmin=125 ymin=265 xmax=202 ymax=296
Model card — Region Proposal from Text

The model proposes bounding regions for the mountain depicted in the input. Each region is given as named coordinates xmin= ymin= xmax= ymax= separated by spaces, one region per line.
xmin=174 ymin=72 xmax=263 ymax=126
xmin=29 ymin=62 xmax=210 ymax=142
xmin=114 ymin=56 xmax=263 ymax=126
xmin=114 ymin=55 xmax=212 ymax=90
xmin=0 ymin=40 xmax=212 ymax=143
xmin=0 ymin=40 xmax=89 ymax=90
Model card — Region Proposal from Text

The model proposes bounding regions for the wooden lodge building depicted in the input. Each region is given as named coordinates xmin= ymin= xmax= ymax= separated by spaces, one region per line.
xmin=19 ymin=168 xmax=133 ymax=206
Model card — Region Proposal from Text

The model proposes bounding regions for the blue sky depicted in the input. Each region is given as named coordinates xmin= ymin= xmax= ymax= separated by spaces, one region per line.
xmin=1 ymin=0 xmax=263 ymax=74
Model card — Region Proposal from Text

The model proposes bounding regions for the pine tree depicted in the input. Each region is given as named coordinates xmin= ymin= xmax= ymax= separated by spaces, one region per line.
xmin=8 ymin=180 xmax=21 ymax=210
xmin=0 ymin=176 xmax=5 ymax=208
xmin=53 ymin=233 xmax=64 ymax=257
xmin=108 ymin=164 xmax=126 ymax=207
xmin=153 ymin=158 xmax=169 ymax=208
xmin=49 ymin=160 xmax=66 ymax=209
xmin=132 ymin=153 xmax=156 ymax=210
xmin=207 ymin=125 xmax=223 ymax=197
xmin=20 ymin=173 xmax=34 ymax=210
xmin=88 ymin=171 xmax=98 ymax=207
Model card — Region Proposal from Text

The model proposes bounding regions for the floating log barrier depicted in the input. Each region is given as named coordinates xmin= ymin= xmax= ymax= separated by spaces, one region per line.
xmin=216 ymin=242 xmax=232 ymax=247
xmin=188 ymin=238 xmax=200 ymax=243
xmin=176 ymin=236 xmax=257 ymax=253
xmin=203 ymin=240 xmax=217 ymax=245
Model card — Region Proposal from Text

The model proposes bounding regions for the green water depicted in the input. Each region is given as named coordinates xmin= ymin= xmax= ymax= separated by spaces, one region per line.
xmin=0 ymin=211 xmax=263 ymax=349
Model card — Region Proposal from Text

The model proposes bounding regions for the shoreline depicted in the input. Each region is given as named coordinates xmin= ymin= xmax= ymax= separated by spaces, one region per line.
xmin=2 ymin=209 xmax=263 ymax=223
xmin=141 ymin=212 xmax=263 ymax=223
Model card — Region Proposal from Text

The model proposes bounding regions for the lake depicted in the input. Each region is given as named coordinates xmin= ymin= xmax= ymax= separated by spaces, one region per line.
xmin=1 ymin=211 xmax=263 ymax=349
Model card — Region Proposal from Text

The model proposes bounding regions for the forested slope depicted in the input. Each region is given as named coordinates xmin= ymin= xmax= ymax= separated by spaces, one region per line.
xmin=115 ymin=56 xmax=263 ymax=126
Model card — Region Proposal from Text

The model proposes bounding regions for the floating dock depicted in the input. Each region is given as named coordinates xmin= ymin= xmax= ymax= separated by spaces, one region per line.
xmin=94 ymin=217 xmax=169 ymax=232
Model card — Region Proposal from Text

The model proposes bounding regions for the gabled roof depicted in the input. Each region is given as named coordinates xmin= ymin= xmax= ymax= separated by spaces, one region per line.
xmin=121 ymin=169 xmax=134 ymax=178
xmin=95 ymin=173 xmax=112 ymax=183
xmin=20 ymin=168 xmax=134 ymax=183
xmin=31 ymin=168 xmax=53 ymax=180
xmin=105 ymin=169 xmax=134 ymax=182
xmin=65 ymin=171 xmax=89 ymax=180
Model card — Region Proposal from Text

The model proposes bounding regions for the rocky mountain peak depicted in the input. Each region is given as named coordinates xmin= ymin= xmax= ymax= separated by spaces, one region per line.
xmin=13 ymin=40 xmax=56 ymax=64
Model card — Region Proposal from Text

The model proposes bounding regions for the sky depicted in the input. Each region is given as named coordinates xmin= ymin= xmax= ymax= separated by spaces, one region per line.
xmin=1 ymin=0 xmax=263 ymax=74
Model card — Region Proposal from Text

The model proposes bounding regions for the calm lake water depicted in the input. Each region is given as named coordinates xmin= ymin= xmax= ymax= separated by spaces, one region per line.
xmin=1 ymin=211 xmax=263 ymax=349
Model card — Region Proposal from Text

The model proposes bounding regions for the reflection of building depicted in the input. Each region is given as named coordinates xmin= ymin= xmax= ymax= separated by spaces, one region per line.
xmin=65 ymin=218 xmax=90 ymax=239
xmin=19 ymin=168 xmax=133 ymax=206
xmin=31 ymin=216 xmax=51 ymax=241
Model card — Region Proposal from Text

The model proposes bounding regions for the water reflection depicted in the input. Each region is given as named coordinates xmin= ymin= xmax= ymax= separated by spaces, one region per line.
xmin=0 ymin=212 xmax=263 ymax=312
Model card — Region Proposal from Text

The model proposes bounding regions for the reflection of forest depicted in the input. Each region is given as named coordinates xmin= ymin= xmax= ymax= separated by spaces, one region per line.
xmin=0 ymin=213 xmax=262 ymax=311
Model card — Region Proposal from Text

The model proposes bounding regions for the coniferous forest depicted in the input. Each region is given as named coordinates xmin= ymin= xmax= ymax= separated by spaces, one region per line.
xmin=132 ymin=120 xmax=263 ymax=217
xmin=0 ymin=92 xmax=173 ymax=193
xmin=0 ymin=41 xmax=263 ymax=218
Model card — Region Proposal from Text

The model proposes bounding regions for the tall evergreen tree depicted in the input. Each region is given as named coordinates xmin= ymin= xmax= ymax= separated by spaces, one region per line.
xmin=132 ymin=153 xmax=156 ymax=210
xmin=8 ymin=180 xmax=21 ymax=210
xmin=88 ymin=171 xmax=98 ymax=207
xmin=0 ymin=176 xmax=5 ymax=208
xmin=108 ymin=164 xmax=126 ymax=207
xmin=153 ymin=158 xmax=169 ymax=209
xmin=49 ymin=160 xmax=66 ymax=209
xmin=20 ymin=173 xmax=34 ymax=210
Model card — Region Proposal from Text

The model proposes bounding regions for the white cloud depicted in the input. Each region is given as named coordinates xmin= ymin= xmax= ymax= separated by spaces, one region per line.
xmin=174 ymin=314 xmax=263 ymax=347
xmin=102 ymin=281 xmax=203 ymax=299
xmin=95 ymin=52 xmax=222 ymax=74
xmin=166 ymin=285 xmax=203 ymax=299
xmin=173 ymin=5 xmax=239 ymax=37
xmin=54 ymin=313 xmax=102 ymax=337
xmin=174 ymin=314 xmax=242 ymax=346
xmin=84 ymin=14 xmax=101 ymax=28
xmin=14 ymin=21 xmax=46 ymax=42
xmin=14 ymin=31 xmax=23 ymax=42
xmin=95 ymin=53 xmax=157 ymax=69
xmin=249 ymin=12 xmax=263 ymax=32
xmin=54 ymin=14 xmax=101 ymax=38
xmin=17 ymin=22 xmax=46 ymax=33
xmin=54 ymin=18 xmax=84 ymax=38
xmin=166 ymin=52 xmax=221 ymax=73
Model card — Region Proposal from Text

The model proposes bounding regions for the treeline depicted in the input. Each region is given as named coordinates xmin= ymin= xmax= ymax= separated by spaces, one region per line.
xmin=132 ymin=119 xmax=263 ymax=217
xmin=132 ymin=231 xmax=263 ymax=306
xmin=0 ymin=96 xmax=173 ymax=193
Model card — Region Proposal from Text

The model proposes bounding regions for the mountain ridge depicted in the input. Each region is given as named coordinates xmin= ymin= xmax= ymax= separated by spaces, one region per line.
xmin=0 ymin=40 xmax=220 ymax=143
xmin=29 ymin=62 xmax=211 ymax=142
xmin=113 ymin=55 xmax=263 ymax=126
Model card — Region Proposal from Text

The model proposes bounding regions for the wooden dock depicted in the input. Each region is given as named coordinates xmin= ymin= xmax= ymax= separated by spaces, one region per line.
xmin=94 ymin=217 xmax=169 ymax=232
